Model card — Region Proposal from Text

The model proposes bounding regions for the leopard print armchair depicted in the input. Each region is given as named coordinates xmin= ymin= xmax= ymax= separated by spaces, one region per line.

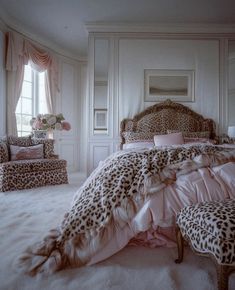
xmin=0 ymin=136 xmax=68 ymax=192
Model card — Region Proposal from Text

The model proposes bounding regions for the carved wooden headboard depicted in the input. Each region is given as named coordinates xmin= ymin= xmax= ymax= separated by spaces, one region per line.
xmin=120 ymin=99 xmax=216 ymax=149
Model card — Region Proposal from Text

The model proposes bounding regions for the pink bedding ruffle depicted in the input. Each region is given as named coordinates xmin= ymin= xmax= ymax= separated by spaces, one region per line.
xmin=87 ymin=162 xmax=235 ymax=266
xmin=18 ymin=146 xmax=235 ymax=274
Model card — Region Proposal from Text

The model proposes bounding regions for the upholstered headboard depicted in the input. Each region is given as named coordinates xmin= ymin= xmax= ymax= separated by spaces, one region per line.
xmin=120 ymin=99 xmax=216 ymax=149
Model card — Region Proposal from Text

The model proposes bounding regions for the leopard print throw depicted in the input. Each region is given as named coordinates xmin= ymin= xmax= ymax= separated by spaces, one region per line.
xmin=19 ymin=144 xmax=235 ymax=275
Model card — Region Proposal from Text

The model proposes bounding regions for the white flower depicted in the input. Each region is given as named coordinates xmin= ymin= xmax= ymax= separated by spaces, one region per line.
xmin=47 ymin=116 xmax=57 ymax=126
xmin=55 ymin=122 xmax=62 ymax=130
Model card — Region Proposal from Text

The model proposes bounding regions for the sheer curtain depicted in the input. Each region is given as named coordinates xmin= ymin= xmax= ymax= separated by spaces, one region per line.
xmin=5 ymin=31 xmax=59 ymax=135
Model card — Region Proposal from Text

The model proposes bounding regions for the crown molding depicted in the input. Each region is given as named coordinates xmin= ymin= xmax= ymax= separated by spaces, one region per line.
xmin=0 ymin=13 xmax=87 ymax=62
xmin=85 ymin=22 xmax=235 ymax=35
xmin=0 ymin=17 xmax=7 ymax=32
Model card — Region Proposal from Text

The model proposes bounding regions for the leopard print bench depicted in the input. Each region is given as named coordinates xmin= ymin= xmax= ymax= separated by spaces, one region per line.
xmin=175 ymin=199 xmax=235 ymax=290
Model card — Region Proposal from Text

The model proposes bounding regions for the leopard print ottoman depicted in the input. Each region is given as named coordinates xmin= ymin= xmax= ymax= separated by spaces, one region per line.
xmin=175 ymin=199 xmax=235 ymax=290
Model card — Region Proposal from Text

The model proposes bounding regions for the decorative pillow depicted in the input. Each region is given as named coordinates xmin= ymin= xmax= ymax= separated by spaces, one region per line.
xmin=31 ymin=138 xmax=54 ymax=158
xmin=123 ymin=131 xmax=162 ymax=144
xmin=0 ymin=142 xmax=9 ymax=163
xmin=7 ymin=135 xmax=32 ymax=147
xmin=184 ymin=137 xmax=215 ymax=144
xmin=154 ymin=132 xmax=184 ymax=146
xmin=10 ymin=144 xmax=44 ymax=161
xmin=123 ymin=142 xmax=154 ymax=150
xmin=167 ymin=130 xmax=210 ymax=139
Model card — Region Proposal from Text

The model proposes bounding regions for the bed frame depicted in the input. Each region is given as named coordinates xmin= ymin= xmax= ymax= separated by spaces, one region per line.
xmin=120 ymin=99 xmax=216 ymax=149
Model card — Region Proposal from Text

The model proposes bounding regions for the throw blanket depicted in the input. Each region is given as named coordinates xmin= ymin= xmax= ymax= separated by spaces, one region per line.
xmin=18 ymin=145 xmax=235 ymax=275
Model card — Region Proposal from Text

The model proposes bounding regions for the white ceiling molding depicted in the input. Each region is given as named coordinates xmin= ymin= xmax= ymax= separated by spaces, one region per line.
xmin=0 ymin=17 xmax=7 ymax=32
xmin=0 ymin=13 xmax=87 ymax=62
xmin=85 ymin=22 xmax=235 ymax=34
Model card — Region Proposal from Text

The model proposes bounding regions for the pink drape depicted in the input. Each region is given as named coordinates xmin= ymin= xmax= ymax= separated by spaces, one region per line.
xmin=5 ymin=31 xmax=59 ymax=135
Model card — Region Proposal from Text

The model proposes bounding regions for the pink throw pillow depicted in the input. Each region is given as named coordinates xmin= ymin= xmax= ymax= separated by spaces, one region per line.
xmin=10 ymin=144 xmax=44 ymax=161
xmin=154 ymin=132 xmax=184 ymax=146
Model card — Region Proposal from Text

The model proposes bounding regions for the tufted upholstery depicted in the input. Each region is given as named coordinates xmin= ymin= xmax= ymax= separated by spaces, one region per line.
xmin=0 ymin=136 xmax=68 ymax=192
xmin=177 ymin=199 xmax=235 ymax=265
xmin=120 ymin=99 xmax=216 ymax=149
xmin=176 ymin=199 xmax=235 ymax=290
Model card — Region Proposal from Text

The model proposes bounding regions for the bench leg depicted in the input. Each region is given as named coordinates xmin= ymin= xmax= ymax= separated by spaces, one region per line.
xmin=216 ymin=264 xmax=229 ymax=290
xmin=175 ymin=226 xmax=184 ymax=264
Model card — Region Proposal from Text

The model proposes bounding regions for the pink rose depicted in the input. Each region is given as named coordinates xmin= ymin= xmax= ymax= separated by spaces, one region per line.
xmin=61 ymin=121 xmax=71 ymax=131
xmin=33 ymin=120 xmax=43 ymax=130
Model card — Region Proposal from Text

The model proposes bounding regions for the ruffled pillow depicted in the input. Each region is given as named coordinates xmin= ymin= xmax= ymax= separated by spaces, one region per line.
xmin=10 ymin=144 xmax=44 ymax=161
xmin=154 ymin=132 xmax=184 ymax=146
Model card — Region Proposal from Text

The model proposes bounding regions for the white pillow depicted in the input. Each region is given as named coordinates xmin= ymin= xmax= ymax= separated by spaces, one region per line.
xmin=154 ymin=132 xmax=184 ymax=146
xmin=123 ymin=142 xmax=154 ymax=150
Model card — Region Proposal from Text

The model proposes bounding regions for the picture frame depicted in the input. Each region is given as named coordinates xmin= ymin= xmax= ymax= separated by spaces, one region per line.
xmin=144 ymin=69 xmax=195 ymax=102
xmin=94 ymin=109 xmax=107 ymax=130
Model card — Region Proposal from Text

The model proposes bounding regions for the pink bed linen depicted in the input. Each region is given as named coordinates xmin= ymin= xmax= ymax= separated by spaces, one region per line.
xmin=18 ymin=145 xmax=235 ymax=274
xmin=88 ymin=161 xmax=235 ymax=266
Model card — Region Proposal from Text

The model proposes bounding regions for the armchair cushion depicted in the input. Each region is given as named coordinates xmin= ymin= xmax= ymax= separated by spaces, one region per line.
xmin=0 ymin=159 xmax=67 ymax=175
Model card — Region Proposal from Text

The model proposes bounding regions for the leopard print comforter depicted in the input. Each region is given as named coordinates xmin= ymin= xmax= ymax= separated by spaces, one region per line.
xmin=19 ymin=144 xmax=235 ymax=275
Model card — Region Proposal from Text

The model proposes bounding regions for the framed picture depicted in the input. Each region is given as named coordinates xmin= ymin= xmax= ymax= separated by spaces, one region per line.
xmin=94 ymin=109 xmax=107 ymax=130
xmin=144 ymin=69 xmax=195 ymax=102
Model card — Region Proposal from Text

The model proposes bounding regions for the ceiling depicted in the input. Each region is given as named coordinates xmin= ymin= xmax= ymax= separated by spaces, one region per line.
xmin=0 ymin=0 xmax=235 ymax=60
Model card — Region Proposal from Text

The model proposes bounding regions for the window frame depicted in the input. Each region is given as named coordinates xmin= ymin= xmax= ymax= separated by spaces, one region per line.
xmin=16 ymin=65 xmax=47 ymax=137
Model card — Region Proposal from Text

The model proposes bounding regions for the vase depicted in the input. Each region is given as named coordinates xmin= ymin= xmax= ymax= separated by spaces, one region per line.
xmin=32 ymin=130 xmax=47 ymax=139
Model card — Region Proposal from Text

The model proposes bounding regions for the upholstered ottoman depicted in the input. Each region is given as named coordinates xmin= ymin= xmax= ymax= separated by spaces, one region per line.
xmin=175 ymin=199 xmax=235 ymax=290
xmin=0 ymin=159 xmax=68 ymax=192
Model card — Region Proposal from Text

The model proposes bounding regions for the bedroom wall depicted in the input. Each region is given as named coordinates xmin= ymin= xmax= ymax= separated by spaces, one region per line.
xmin=228 ymin=41 xmax=235 ymax=126
xmin=87 ymin=30 xmax=234 ymax=174
xmin=118 ymin=39 xmax=219 ymax=126
xmin=0 ymin=29 xmax=6 ymax=136
xmin=54 ymin=56 xmax=86 ymax=175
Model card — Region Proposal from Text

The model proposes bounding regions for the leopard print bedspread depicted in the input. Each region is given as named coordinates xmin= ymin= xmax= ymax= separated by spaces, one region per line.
xmin=19 ymin=144 xmax=235 ymax=275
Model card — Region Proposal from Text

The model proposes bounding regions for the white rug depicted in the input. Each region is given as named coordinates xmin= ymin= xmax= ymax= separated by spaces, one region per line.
xmin=0 ymin=181 xmax=234 ymax=290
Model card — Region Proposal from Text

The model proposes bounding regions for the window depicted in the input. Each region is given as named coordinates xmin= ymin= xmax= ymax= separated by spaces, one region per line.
xmin=16 ymin=65 xmax=48 ymax=136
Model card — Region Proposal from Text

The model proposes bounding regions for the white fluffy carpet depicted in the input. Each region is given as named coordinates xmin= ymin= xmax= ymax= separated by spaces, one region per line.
xmin=0 ymin=179 xmax=234 ymax=290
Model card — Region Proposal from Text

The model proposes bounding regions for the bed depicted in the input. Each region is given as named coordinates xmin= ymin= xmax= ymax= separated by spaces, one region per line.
xmin=120 ymin=99 xmax=216 ymax=149
xmin=18 ymin=100 xmax=235 ymax=276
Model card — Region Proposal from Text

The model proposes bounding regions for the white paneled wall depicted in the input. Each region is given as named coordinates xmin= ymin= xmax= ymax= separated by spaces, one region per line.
xmin=0 ymin=30 xmax=6 ymax=136
xmin=53 ymin=56 xmax=87 ymax=177
xmin=87 ymin=32 xmax=235 ymax=174
xmin=118 ymin=39 xmax=219 ymax=124
xmin=228 ymin=41 xmax=235 ymax=126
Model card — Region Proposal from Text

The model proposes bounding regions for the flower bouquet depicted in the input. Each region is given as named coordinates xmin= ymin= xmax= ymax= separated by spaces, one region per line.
xmin=30 ymin=113 xmax=71 ymax=138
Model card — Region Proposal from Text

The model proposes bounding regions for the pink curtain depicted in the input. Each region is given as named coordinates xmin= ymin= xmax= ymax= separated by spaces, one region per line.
xmin=5 ymin=31 xmax=59 ymax=135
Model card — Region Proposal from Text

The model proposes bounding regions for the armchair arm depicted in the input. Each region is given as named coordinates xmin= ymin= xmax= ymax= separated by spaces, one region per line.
xmin=48 ymin=154 xmax=59 ymax=159
xmin=31 ymin=138 xmax=55 ymax=159
xmin=0 ymin=142 xmax=9 ymax=163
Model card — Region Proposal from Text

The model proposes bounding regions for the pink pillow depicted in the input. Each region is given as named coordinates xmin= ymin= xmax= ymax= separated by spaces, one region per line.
xmin=10 ymin=144 xmax=44 ymax=161
xmin=154 ymin=132 xmax=184 ymax=146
